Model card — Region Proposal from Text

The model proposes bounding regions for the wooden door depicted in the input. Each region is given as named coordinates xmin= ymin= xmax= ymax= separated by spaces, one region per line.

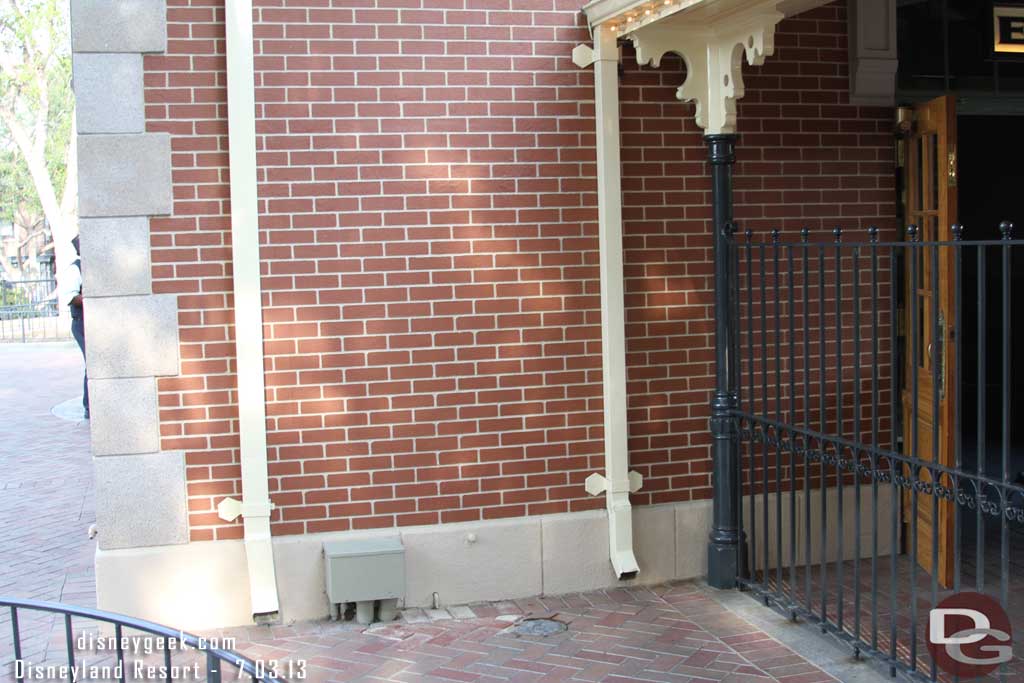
xmin=901 ymin=95 xmax=957 ymax=588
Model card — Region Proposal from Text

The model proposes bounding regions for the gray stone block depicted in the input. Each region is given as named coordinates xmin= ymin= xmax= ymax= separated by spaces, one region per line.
xmin=540 ymin=511 xmax=615 ymax=595
xmin=675 ymin=498 xmax=712 ymax=580
xmin=84 ymin=294 xmax=180 ymax=378
xmin=73 ymin=54 xmax=145 ymax=134
xmin=71 ymin=0 xmax=167 ymax=53
xmin=401 ymin=518 xmax=542 ymax=607
xmin=78 ymin=134 xmax=172 ymax=218
xmin=94 ymin=452 xmax=189 ymax=550
xmin=79 ymin=217 xmax=152 ymax=296
xmin=633 ymin=503 xmax=678 ymax=583
xmin=89 ymin=377 xmax=159 ymax=456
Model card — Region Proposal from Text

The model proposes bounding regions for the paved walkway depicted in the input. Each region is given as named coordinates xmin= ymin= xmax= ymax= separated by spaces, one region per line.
xmin=9 ymin=583 xmax=852 ymax=683
xmin=0 ymin=343 xmax=888 ymax=682
xmin=0 ymin=343 xmax=94 ymax=667
xmin=211 ymin=584 xmax=844 ymax=683
xmin=0 ymin=342 xmax=94 ymax=602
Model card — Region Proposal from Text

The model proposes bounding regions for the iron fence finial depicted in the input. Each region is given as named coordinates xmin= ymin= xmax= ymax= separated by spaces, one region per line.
xmin=868 ymin=226 xmax=879 ymax=243
xmin=907 ymin=224 xmax=919 ymax=241
xmin=833 ymin=226 xmax=842 ymax=242
xmin=951 ymin=224 xmax=963 ymax=241
xmin=999 ymin=220 xmax=1014 ymax=240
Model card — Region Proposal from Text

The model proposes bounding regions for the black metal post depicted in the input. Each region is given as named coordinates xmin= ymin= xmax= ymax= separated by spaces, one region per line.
xmin=707 ymin=133 xmax=743 ymax=588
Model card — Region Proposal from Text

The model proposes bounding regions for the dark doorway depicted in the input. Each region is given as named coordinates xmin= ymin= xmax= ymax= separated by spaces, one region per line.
xmin=957 ymin=115 xmax=1024 ymax=475
xmin=951 ymin=116 xmax=1024 ymax=673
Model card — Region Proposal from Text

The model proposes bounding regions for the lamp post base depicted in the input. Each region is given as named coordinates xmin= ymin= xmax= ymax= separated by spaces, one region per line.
xmin=707 ymin=541 xmax=740 ymax=589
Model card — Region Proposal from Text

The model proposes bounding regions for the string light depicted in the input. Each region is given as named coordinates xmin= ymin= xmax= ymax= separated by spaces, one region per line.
xmin=606 ymin=0 xmax=677 ymax=33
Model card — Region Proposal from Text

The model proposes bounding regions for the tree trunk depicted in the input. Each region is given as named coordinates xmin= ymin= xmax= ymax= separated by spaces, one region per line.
xmin=56 ymin=115 xmax=78 ymax=278
xmin=0 ymin=107 xmax=76 ymax=280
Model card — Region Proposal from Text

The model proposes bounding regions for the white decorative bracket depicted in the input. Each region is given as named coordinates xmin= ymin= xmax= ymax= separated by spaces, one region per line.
xmin=217 ymin=497 xmax=242 ymax=522
xmin=629 ymin=9 xmax=785 ymax=135
xmin=217 ymin=496 xmax=276 ymax=522
xmin=572 ymin=43 xmax=596 ymax=68
xmin=585 ymin=471 xmax=643 ymax=497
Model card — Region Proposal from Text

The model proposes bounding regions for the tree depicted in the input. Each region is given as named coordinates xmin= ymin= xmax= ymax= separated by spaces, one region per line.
xmin=0 ymin=138 xmax=50 ymax=281
xmin=0 ymin=0 xmax=75 ymax=281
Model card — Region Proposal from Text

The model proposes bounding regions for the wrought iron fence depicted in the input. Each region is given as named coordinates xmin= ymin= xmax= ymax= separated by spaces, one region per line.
xmin=1 ymin=597 xmax=288 ymax=682
xmin=732 ymin=223 xmax=1023 ymax=681
xmin=0 ymin=278 xmax=70 ymax=342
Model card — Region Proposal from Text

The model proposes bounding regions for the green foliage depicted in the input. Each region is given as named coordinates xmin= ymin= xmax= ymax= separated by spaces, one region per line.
xmin=0 ymin=280 xmax=29 ymax=306
xmin=0 ymin=0 xmax=73 ymax=224
xmin=0 ymin=143 xmax=36 ymax=222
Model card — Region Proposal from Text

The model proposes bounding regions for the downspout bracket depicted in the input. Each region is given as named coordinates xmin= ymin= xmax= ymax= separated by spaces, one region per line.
xmin=584 ymin=471 xmax=643 ymax=496
xmin=217 ymin=497 xmax=242 ymax=522
xmin=217 ymin=497 xmax=276 ymax=523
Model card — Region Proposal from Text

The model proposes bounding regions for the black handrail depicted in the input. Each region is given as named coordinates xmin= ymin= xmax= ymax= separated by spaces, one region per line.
xmin=0 ymin=597 xmax=288 ymax=682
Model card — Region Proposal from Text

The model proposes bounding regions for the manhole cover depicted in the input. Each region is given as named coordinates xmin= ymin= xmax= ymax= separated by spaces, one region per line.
xmin=510 ymin=618 xmax=567 ymax=637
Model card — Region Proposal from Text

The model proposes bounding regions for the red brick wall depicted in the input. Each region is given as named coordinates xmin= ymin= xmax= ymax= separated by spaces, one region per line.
xmin=144 ymin=0 xmax=897 ymax=541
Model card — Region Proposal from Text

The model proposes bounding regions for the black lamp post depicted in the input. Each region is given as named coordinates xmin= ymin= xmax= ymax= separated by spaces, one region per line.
xmin=706 ymin=133 xmax=744 ymax=589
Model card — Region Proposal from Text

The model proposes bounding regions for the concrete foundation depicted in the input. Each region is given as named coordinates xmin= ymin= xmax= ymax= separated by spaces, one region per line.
xmin=96 ymin=499 xmax=715 ymax=630
xmin=96 ymin=485 xmax=894 ymax=631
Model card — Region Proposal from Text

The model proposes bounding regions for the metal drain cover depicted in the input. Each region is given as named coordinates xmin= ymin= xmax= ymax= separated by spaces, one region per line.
xmin=510 ymin=618 xmax=567 ymax=637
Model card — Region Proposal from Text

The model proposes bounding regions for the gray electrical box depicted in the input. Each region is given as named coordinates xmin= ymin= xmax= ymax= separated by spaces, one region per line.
xmin=323 ymin=536 xmax=405 ymax=605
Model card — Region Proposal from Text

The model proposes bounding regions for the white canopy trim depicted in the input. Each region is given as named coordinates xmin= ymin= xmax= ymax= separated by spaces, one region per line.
xmin=578 ymin=0 xmax=832 ymax=135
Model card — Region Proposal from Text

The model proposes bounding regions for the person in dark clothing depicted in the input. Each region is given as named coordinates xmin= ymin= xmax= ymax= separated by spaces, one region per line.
xmin=59 ymin=236 xmax=88 ymax=419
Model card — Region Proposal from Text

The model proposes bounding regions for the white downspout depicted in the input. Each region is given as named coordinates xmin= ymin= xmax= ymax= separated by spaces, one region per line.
xmin=216 ymin=0 xmax=281 ymax=620
xmin=574 ymin=26 xmax=642 ymax=579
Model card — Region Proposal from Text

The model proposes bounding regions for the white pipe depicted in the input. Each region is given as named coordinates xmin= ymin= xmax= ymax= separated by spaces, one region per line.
xmin=223 ymin=0 xmax=280 ymax=619
xmin=592 ymin=25 xmax=640 ymax=578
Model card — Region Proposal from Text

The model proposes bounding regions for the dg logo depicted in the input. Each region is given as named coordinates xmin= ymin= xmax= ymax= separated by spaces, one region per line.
xmin=927 ymin=592 xmax=1014 ymax=678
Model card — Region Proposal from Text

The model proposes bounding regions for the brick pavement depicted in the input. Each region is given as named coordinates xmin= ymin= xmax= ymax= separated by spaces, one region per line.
xmin=0 ymin=343 xmax=868 ymax=682
xmin=211 ymin=584 xmax=843 ymax=683
xmin=757 ymin=526 xmax=1024 ymax=682
xmin=0 ymin=343 xmax=95 ymax=667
